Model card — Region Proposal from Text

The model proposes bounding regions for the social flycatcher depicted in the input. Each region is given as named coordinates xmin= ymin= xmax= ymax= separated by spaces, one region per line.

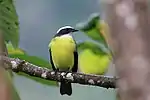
xmin=48 ymin=26 xmax=78 ymax=96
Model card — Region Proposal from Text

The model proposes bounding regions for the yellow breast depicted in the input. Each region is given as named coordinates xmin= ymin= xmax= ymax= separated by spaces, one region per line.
xmin=49 ymin=36 xmax=75 ymax=70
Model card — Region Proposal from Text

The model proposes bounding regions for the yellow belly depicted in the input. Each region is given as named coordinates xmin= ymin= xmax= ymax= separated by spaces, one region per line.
xmin=50 ymin=37 xmax=75 ymax=70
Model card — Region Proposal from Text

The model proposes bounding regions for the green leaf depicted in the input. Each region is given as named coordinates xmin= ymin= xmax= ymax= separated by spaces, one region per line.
xmin=0 ymin=0 xmax=19 ymax=48
xmin=78 ymin=41 xmax=111 ymax=75
xmin=76 ymin=13 xmax=108 ymax=49
xmin=78 ymin=41 xmax=109 ymax=55
xmin=7 ymin=44 xmax=57 ymax=86
xmin=7 ymin=43 xmax=25 ymax=55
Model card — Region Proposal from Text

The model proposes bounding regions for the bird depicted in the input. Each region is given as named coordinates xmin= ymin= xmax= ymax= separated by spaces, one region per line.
xmin=48 ymin=26 xmax=78 ymax=96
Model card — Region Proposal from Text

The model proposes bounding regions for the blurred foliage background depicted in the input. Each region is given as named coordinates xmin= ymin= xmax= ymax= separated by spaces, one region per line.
xmin=0 ymin=0 xmax=116 ymax=100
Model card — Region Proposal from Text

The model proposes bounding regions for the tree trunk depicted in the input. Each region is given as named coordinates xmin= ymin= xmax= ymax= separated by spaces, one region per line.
xmin=0 ymin=32 xmax=11 ymax=100
xmin=101 ymin=0 xmax=150 ymax=100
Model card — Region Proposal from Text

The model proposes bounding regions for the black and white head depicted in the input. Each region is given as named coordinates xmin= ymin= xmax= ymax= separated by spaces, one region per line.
xmin=55 ymin=26 xmax=78 ymax=37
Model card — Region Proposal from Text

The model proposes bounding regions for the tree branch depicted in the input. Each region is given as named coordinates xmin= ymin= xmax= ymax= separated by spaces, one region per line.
xmin=1 ymin=56 xmax=116 ymax=89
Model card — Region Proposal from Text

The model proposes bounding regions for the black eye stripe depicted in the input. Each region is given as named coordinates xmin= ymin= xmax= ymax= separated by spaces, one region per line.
xmin=60 ymin=28 xmax=73 ymax=34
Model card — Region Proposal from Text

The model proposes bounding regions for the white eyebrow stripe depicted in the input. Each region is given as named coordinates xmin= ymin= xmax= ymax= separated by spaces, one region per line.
xmin=56 ymin=26 xmax=74 ymax=33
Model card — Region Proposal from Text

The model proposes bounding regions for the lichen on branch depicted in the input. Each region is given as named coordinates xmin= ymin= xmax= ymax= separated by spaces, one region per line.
xmin=1 ymin=56 xmax=116 ymax=89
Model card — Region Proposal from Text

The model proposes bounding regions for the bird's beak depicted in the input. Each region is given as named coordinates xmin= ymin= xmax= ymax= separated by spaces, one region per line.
xmin=73 ymin=29 xmax=79 ymax=32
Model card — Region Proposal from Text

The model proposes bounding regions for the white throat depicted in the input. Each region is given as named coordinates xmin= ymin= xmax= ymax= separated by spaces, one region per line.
xmin=60 ymin=34 xmax=72 ymax=38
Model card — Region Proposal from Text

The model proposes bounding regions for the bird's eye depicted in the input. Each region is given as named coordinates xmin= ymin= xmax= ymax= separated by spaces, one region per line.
xmin=67 ymin=28 xmax=70 ymax=31
xmin=65 ymin=28 xmax=70 ymax=33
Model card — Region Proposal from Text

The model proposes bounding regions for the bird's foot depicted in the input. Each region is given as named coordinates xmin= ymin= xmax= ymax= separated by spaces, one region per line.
xmin=65 ymin=71 xmax=72 ymax=83
xmin=65 ymin=70 xmax=71 ymax=74
xmin=54 ymin=68 xmax=59 ymax=75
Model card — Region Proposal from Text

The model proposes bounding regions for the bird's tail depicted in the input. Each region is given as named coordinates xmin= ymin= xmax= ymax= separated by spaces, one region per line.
xmin=60 ymin=81 xmax=72 ymax=96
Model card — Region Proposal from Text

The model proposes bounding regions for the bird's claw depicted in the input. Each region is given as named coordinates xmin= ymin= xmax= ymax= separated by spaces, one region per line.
xmin=55 ymin=69 xmax=59 ymax=75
